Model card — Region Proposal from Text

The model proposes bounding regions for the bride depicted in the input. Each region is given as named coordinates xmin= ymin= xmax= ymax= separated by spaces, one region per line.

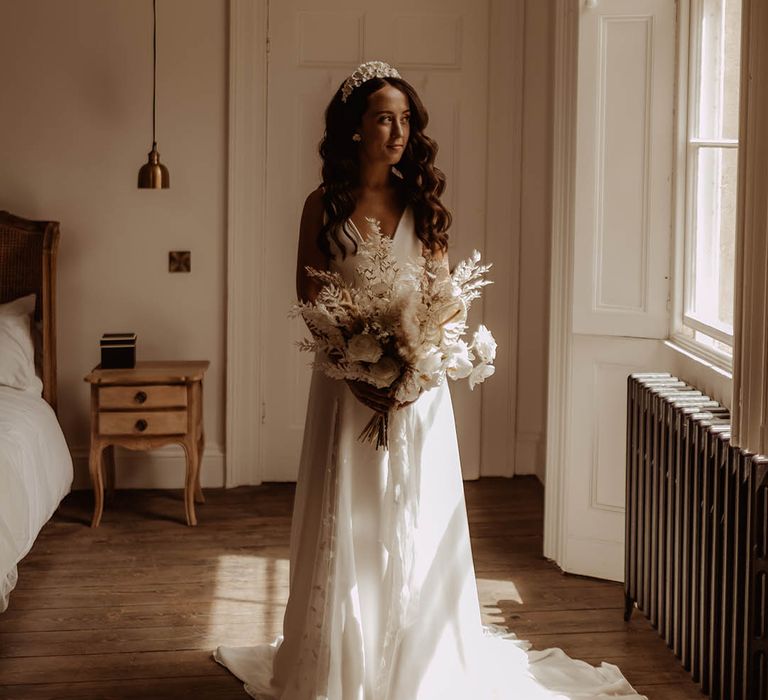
xmin=215 ymin=61 xmax=645 ymax=700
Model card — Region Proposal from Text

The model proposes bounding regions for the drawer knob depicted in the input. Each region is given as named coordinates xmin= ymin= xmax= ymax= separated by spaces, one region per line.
xmin=134 ymin=391 xmax=148 ymax=404
xmin=135 ymin=419 xmax=148 ymax=432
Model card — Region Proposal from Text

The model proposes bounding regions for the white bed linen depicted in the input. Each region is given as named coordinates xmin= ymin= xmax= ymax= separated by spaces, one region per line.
xmin=0 ymin=386 xmax=72 ymax=612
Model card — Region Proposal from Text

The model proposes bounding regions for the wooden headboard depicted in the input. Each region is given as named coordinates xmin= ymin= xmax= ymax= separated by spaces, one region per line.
xmin=0 ymin=211 xmax=59 ymax=412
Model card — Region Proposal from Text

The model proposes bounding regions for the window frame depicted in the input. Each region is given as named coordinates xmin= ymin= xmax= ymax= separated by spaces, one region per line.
xmin=670 ymin=0 xmax=739 ymax=373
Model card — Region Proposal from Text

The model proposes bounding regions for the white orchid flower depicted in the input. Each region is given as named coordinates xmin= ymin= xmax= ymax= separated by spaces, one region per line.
xmin=445 ymin=340 xmax=473 ymax=380
xmin=414 ymin=348 xmax=444 ymax=390
xmin=471 ymin=325 xmax=497 ymax=364
xmin=468 ymin=362 xmax=495 ymax=390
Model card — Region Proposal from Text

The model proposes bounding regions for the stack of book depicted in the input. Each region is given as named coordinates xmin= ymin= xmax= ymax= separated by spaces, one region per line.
xmin=100 ymin=332 xmax=137 ymax=369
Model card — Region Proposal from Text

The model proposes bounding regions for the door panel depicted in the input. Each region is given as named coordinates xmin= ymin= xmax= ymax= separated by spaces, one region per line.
xmin=557 ymin=0 xmax=676 ymax=580
xmin=573 ymin=0 xmax=674 ymax=338
xmin=262 ymin=1 xmax=491 ymax=480
xmin=565 ymin=335 xmax=669 ymax=580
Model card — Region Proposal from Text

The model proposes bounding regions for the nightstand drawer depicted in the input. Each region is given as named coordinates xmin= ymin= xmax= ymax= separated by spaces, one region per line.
xmin=99 ymin=385 xmax=187 ymax=409
xmin=99 ymin=410 xmax=187 ymax=436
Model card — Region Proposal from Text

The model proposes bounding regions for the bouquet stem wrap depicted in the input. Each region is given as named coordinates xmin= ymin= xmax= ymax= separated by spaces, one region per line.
xmin=359 ymin=410 xmax=390 ymax=450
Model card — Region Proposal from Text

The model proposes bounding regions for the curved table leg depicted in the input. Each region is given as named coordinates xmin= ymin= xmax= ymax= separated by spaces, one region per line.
xmin=195 ymin=380 xmax=205 ymax=505
xmin=183 ymin=437 xmax=200 ymax=526
xmin=89 ymin=442 xmax=106 ymax=528
xmin=195 ymin=431 xmax=205 ymax=504
xmin=104 ymin=445 xmax=116 ymax=503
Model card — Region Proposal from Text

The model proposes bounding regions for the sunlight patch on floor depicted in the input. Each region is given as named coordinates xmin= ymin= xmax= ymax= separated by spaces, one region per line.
xmin=476 ymin=577 xmax=523 ymax=604
xmin=203 ymin=554 xmax=290 ymax=648
xmin=476 ymin=577 xmax=523 ymax=625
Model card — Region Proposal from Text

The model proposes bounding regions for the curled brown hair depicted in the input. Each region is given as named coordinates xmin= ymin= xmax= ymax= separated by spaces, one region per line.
xmin=317 ymin=75 xmax=451 ymax=258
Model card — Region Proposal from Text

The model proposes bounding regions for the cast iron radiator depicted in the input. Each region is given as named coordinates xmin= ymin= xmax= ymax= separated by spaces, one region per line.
xmin=624 ymin=373 xmax=768 ymax=699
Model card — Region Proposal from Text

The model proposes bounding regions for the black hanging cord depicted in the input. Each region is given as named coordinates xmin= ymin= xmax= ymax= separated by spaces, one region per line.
xmin=152 ymin=0 xmax=157 ymax=147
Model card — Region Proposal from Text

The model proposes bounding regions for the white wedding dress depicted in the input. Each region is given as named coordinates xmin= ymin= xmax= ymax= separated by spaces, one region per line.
xmin=215 ymin=207 xmax=646 ymax=700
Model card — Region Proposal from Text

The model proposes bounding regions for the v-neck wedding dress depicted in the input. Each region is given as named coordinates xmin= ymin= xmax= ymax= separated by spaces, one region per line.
xmin=215 ymin=207 xmax=645 ymax=700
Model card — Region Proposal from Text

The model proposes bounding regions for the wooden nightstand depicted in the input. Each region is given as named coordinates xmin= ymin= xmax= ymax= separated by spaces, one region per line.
xmin=84 ymin=361 xmax=209 ymax=527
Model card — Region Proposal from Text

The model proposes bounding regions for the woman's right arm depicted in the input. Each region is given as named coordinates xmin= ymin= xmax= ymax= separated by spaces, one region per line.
xmin=296 ymin=188 xmax=330 ymax=304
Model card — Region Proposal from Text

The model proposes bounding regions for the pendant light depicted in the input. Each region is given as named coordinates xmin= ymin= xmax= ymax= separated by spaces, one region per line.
xmin=138 ymin=0 xmax=170 ymax=188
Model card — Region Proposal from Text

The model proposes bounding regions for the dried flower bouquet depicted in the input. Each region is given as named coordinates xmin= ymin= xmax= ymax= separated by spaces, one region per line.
xmin=291 ymin=219 xmax=496 ymax=449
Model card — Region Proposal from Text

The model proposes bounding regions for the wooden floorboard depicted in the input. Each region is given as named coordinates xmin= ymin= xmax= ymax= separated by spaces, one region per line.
xmin=0 ymin=478 xmax=704 ymax=699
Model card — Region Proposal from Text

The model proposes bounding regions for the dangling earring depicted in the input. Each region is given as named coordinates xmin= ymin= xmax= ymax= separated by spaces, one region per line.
xmin=352 ymin=133 xmax=362 ymax=142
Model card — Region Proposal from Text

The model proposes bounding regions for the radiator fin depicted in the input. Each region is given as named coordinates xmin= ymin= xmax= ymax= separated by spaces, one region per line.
xmin=625 ymin=374 xmax=768 ymax=700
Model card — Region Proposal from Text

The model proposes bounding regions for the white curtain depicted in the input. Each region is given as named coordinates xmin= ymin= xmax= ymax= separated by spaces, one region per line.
xmin=731 ymin=0 xmax=768 ymax=456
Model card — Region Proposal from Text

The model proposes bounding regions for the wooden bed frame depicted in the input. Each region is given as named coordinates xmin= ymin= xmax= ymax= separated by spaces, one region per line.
xmin=0 ymin=211 xmax=59 ymax=412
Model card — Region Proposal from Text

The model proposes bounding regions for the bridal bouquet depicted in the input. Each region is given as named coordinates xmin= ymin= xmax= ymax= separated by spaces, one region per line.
xmin=291 ymin=218 xmax=496 ymax=449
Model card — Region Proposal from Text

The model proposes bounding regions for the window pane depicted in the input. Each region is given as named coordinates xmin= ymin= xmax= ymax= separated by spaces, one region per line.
xmin=694 ymin=330 xmax=733 ymax=357
xmin=689 ymin=146 xmax=736 ymax=333
xmin=695 ymin=0 xmax=741 ymax=140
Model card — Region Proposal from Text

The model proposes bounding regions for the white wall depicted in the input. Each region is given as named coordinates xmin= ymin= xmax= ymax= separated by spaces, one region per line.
xmin=0 ymin=0 xmax=228 ymax=488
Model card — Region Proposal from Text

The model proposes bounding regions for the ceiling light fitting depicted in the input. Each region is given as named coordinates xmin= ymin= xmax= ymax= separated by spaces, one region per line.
xmin=138 ymin=0 xmax=170 ymax=189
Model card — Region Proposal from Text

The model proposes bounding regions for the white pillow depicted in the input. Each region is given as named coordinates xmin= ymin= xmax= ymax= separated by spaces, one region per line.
xmin=0 ymin=294 xmax=43 ymax=395
xmin=0 ymin=294 xmax=35 ymax=317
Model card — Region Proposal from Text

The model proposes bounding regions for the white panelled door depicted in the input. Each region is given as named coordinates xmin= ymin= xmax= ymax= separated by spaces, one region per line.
xmin=261 ymin=1 xmax=491 ymax=481
xmin=551 ymin=0 xmax=675 ymax=580
xmin=572 ymin=0 xmax=674 ymax=340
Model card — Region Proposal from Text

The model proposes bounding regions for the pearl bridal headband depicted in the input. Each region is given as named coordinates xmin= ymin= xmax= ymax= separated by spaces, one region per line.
xmin=340 ymin=60 xmax=402 ymax=103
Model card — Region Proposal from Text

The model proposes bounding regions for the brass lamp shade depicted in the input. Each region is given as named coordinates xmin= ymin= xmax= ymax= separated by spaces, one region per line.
xmin=138 ymin=144 xmax=170 ymax=189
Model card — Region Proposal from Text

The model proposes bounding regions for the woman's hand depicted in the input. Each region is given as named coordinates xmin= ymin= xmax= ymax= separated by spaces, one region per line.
xmin=345 ymin=379 xmax=423 ymax=412
xmin=395 ymin=391 xmax=422 ymax=409
xmin=346 ymin=379 xmax=397 ymax=413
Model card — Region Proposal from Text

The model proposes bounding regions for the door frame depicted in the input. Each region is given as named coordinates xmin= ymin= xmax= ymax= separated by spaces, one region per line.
xmin=225 ymin=0 xmax=269 ymax=486
xmin=225 ymin=0 xmax=525 ymax=485
xmin=543 ymin=0 xmax=578 ymax=565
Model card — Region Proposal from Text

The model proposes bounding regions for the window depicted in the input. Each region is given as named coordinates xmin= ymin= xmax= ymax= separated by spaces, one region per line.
xmin=674 ymin=0 xmax=742 ymax=368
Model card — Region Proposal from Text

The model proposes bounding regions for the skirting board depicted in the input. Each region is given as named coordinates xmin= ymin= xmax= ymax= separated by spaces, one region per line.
xmin=70 ymin=444 xmax=225 ymax=491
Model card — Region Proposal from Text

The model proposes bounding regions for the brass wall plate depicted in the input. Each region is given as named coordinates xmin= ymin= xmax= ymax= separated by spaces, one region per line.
xmin=169 ymin=251 xmax=191 ymax=273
